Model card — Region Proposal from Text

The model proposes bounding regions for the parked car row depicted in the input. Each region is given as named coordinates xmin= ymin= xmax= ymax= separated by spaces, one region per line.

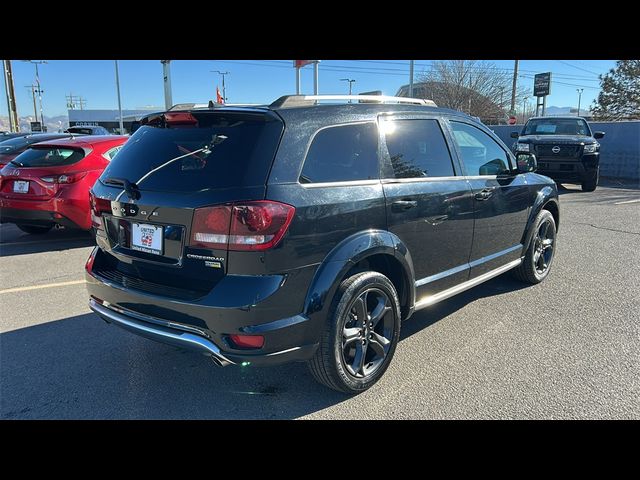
xmin=0 ymin=133 xmax=128 ymax=233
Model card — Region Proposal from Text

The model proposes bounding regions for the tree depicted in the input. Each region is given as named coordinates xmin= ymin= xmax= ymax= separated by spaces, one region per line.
xmin=416 ymin=60 xmax=528 ymax=124
xmin=591 ymin=60 xmax=640 ymax=120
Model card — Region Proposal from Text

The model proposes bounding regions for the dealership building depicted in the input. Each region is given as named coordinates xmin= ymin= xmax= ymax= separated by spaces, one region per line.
xmin=67 ymin=108 xmax=162 ymax=134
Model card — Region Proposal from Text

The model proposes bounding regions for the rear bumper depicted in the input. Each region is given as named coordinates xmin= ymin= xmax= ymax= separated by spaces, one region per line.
xmin=0 ymin=206 xmax=82 ymax=229
xmin=85 ymin=247 xmax=322 ymax=366
xmin=90 ymin=297 xmax=318 ymax=367
xmin=0 ymin=194 xmax=90 ymax=229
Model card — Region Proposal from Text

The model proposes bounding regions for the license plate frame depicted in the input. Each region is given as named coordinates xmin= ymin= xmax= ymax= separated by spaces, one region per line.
xmin=130 ymin=222 xmax=164 ymax=256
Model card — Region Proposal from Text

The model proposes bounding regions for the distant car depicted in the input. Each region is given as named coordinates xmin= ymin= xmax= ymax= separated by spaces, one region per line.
xmin=511 ymin=116 xmax=605 ymax=192
xmin=1 ymin=132 xmax=31 ymax=142
xmin=65 ymin=126 xmax=111 ymax=136
xmin=0 ymin=135 xmax=128 ymax=234
xmin=0 ymin=133 xmax=85 ymax=169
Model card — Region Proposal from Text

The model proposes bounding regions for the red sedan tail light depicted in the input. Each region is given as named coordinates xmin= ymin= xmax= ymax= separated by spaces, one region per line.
xmin=190 ymin=201 xmax=295 ymax=251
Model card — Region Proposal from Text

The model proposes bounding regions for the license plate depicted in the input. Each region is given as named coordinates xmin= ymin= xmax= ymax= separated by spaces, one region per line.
xmin=131 ymin=223 xmax=163 ymax=255
xmin=13 ymin=180 xmax=29 ymax=193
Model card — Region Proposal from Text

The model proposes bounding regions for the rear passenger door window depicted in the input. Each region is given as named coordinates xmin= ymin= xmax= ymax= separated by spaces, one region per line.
xmin=449 ymin=121 xmax=511 ymax=176
xmin=381 ymin=118 xmax=456 ymax=178
xmin=299 ymin=123 xmax=379 ymax=184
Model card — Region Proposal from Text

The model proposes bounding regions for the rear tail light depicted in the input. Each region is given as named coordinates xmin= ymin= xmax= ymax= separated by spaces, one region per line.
xmin=90 ymin=191 xmax=111 ymax=230
xmin=228 ymin=334 xmax=265 ymax=349
xmin=190 ymin=200 xmax=295 ymax=251
xmin=41 ymin=172 xmax=88 ymax=184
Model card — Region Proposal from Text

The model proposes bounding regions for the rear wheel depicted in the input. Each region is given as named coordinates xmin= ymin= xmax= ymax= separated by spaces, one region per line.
xmin=308 ymin=271 xmax=401 ymax=394
xmin=581 ymin=167 xmax=599 ymax=192
xmin=16 ymin=224 xmax=53 ymax=235
xmin=513 ymin=210 xmax=556 ymax=284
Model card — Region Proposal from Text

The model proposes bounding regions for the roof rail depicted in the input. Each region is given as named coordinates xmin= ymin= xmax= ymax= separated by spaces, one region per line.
xmin=269 ymin=95 xmax=437 ymax=109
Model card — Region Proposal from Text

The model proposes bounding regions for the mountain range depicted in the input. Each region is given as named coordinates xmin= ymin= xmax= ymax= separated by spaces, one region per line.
xmin=0 ymin=115 xmax=69 ymax=133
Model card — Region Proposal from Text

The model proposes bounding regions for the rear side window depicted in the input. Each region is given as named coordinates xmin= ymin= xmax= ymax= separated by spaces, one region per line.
xmin=12 ymin=147 xmax=85 ymax=167
xmin=382 ymin=119 xmax=455 ymax=178
xmin=299 ymin=123 xmax=379 ymax=184
xmin=100 ymin=112 xmax=283 ymax=193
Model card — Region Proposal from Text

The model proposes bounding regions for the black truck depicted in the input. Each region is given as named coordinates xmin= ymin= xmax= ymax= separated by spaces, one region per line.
xmin=511 ymin=116 xmax=605 ymax=191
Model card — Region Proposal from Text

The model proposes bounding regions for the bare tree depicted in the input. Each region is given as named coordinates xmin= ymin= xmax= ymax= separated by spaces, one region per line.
xmin=416 ymin=60 xmax=528 ymax=123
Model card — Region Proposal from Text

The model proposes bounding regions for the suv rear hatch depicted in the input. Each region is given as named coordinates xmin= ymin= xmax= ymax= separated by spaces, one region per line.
xmin=90 ymin=109 xmax=285 ymax=300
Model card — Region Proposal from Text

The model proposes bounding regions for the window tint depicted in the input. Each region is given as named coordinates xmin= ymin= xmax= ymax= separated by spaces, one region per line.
xmin=101 ymin=112 xmax=283 ymax=193
xmin=450 ymin=122 xmax=511 ymax=176
xmin=104 ymin=146 xmax=122 ymax=161
xmin=382 ymin=119 xmax=455 ymax=178
xmin=12 ymin=146 xmax=85 ymax=167
xmin=300 ymin=123 xmax=379 ymax=183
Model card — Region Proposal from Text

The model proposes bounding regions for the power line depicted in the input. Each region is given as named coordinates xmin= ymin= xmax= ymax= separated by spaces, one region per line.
xmin=555 ymin=60 xmax=602 ymax=77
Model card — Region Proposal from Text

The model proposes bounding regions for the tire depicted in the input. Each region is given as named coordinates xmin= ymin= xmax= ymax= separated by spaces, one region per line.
xmin=16 ymin=224 xmax=53 ymax=235
xmin=308 ymin=271 xmax=401 ymax=394
xmin=581 ymin=167 xmax=599 ymax=192
xmin=513 ymin=209 xmax=557 ymax=284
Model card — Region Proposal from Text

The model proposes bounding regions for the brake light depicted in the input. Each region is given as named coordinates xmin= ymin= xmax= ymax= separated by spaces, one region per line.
xmin=164 ymin=112 xmax=198 ymax=126
xmin=90 ymin=191 xmax=111 ymax=230
xmin=41 ymin=172 xmax=88 ymax=184
xmin=190 ymin=201 xmax=295 ymax=251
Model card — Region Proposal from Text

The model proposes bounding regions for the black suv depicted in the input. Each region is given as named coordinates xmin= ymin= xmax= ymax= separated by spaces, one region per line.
xmin=511 ymin=116 xmax=605 ymax=192
xmin=86 ymin=95 xmax=560 ymax=393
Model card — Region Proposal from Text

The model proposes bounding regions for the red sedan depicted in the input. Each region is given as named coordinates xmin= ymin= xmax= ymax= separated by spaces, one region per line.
xmin=0 ymin=135 xmax=127 ymax=234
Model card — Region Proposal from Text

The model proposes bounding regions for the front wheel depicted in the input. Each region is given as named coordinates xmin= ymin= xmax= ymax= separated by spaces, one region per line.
xmin=513 ymin=209 xmax=557 ymax=284
xmin=308 ymin=271 xmax=401 ymax=394
xmin=16 ymin=224 xmax=53 ymax=235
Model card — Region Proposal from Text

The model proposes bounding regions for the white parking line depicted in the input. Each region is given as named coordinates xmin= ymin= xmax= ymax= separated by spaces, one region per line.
xmin=613 ymin=199 xmax=640 ymax=205
xmin=0 ymin=280 xmax=86 ymax=294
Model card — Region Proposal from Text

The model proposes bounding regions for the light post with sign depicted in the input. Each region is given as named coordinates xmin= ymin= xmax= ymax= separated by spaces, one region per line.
xmin=534 ymin=72 xmax=551 ymax=117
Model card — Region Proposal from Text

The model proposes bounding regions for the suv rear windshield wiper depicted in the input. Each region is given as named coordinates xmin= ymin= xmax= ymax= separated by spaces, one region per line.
xmin=9 ymin=160 xmax=24 ymax=167
xmin=103 ymin=177 xmax=140 ymax=200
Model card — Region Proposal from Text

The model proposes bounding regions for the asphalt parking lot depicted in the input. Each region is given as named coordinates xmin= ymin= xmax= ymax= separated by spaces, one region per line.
xmin=1 ymin=180 xmax=639 ymax=419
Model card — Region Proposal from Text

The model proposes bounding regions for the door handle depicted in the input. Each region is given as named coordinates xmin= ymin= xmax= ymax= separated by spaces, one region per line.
xmin=474 ymin=188 xmax=495 ymax=201
xmin=392 ymin=200 xmax=418 ymax=211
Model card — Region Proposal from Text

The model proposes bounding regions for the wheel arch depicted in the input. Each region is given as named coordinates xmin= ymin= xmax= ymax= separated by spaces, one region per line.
xmin=522 ymin=186 xmax=560 ymax=252
xmin=302 ymin=230 xmax=416 ymax=321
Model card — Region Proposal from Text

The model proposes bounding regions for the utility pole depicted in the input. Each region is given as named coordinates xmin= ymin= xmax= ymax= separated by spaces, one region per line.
xmin=212 ymin=70 xmax=229 ymax=103
xmin=340 ymin=78 xmax=356 ymax=96
xmin=576 ymin=88 xmax=584 ymax=116
xmin=23 ymin=60 xmax=47 ymax=128
xmin=161 ymin=60 xmax=173 ymax=110
xmin=409 ymin=60 xmax=414 ymax=97
xmin=510 ymin=59 xmax=519 ymax=114
xmin=114 ymin=60 xmax=124 ymax=135
xmin=25 ymin=85 xmax=38 ymax=119
xmin=522 ymin=96 xmax=528 ymax=123
xmin=3 ymin=60 xmax=19 ymax=132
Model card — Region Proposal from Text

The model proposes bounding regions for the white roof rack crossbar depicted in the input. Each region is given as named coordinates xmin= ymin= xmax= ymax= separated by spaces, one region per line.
xmin=270 ymin=95 xmax=437 ymax=109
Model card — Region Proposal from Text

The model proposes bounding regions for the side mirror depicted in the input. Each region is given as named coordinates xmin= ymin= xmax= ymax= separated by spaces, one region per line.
xmin=510 ymin=131 xmax=520 ymax=139
xmin=593 ymin=131 xmax=605 ymax=139
xmin=516 ymin=152 xmax=537 ymax=173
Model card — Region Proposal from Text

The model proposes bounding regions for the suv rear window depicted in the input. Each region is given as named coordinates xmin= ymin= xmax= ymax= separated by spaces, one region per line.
xmin=299 ymin=123 xmax=379 ymax=184
xmin=100 ymin=112 xmax=283 ymax=193
xmin=11 ymin=146 xmax=85 ymax=167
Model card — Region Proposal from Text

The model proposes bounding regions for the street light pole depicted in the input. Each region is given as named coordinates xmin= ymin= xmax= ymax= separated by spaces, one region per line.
xmin=340 ymin=78 xmax=356 ymax=96
xmin=25 ymin=85 xmax=38 ymax=120
xmin=161 ymin=60 xmax=173 ymax=110
xmin=212 ymin=71 xmax=229 ymax=102
xmin=409 ymin=60 xmax=414 ymax=97
xmin=114 ymin=60 xmax=124 ymax=135
xmin=576 ymin=88 xmax=584 ymax=116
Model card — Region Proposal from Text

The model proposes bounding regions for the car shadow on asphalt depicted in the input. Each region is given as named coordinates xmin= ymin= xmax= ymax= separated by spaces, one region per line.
xmin=0 ymin=227 xmax=94 ymax=257
xmin=0 ymin=273 xmax=529 ymax=420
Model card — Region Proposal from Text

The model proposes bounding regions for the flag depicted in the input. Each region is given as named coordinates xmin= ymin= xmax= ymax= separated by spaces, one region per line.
xmin=216 ymin=86 xmax=224 ymax=104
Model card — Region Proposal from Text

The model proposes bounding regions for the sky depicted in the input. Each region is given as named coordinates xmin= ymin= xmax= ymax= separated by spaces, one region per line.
xmin=1 ymin=60 xmax=616 ymax=118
